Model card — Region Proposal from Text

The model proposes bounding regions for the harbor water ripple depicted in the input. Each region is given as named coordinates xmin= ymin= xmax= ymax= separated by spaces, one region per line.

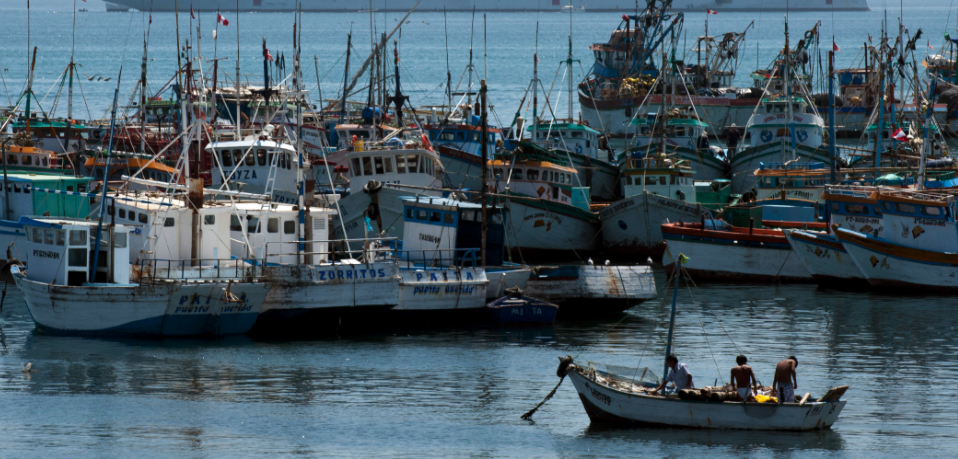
xmin=0 ymin=267 xmax=955 ymax=457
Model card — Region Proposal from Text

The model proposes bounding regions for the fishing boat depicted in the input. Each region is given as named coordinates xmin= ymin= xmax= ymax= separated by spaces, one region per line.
xmin=746 ymin=161 xmax=830 ymax=222
xmin=528 ymin=121 xmax=620 ymax=202
xmin=486 ymin=294 xmax=558 ymax=325
xmin=561 ymin=255 xmax=848 ymax=430
xmin=490 ymin=142 xmax=600 ymax=259
xmin=521 ymin=263 xmax=657 ymax=317
xmin=628 ymin=108 xmax=726 ymax=182
xmin=661 ymin=212 xmax=824 ymax=282
xmin=784 ymin=186 xmax=882 ymax=287
xmin=206 ymin=126 xmax=311 ymax=205
xmin=833 ymin=189 xmax=958 ymax=291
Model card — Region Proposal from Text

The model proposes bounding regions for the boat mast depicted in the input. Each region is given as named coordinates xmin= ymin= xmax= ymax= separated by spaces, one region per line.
xmin=567 ymin=0 xmax=573 ymax=121
xmin=235 ymin=0 xmax=241 ymax=139
xmin=341 ymin=33 xmax=352 ymax=121
xmin=444 ymin=7 xmax=451 ymax=116
xmin=876 ymin=19 xmax=885 ymax=168
xmin=90 ymin=67 xmax=124 ymax=283
xmin=784 ymin=15 xmax=797 ymax=161
xmin=140 ymin=19 xmax=149 ymax=154
xmin=663 ymin=254 xmax=683 ymax=384
xmin=828 ymin=45 xmax=836 ymax=184
xmin=533 ymin=21 xmax=539 ymax=142
xmin=296 ymin=4 xmax=307 ymax=264
xmin=480 ymin=78 xmax=488 ymax=267
xmin=66 ymin=0 xmax=78 ymax=154
xmin=24 ymin=48 xmax=36 ymax=137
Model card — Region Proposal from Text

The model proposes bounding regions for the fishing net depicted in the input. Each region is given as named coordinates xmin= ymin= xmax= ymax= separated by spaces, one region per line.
xmin=586 ymin=362 xmax=659 ymax=393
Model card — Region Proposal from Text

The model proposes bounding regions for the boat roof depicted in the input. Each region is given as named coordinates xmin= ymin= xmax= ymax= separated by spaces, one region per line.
xmin=487 ymin=159 xmax=577 ymax=173
xmin=528 ymin=122 xmax=601 ymax=134
xmin=205 ymin=139 xmax=297 ymax=152
xmin=630 ymin=117 xmax=708 ymax=127
xmin=401 ymin=196 xmax=483 ymax=210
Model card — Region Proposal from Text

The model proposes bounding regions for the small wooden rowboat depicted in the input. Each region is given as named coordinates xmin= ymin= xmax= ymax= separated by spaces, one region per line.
xmin=486 ymin=295 xmax=558 ymax=325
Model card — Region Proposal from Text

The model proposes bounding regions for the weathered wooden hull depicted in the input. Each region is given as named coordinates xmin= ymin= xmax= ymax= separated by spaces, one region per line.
xmin=599 ymin=192 xmax=706 ymax=258
xmin=784 ymin=230 xmax=867 ymax=286
xmin=662 ymin=225 xmax=813 ymax=282
xmin=566 ymin=152 xmax=620 ymax=202
xmin=331 ymin=186 xmax=441 ymax=241
xmin=503 ymin=197 xmax=600 ymax=259
xmin=437 ymin=145 xmax=484 ymax=191
xmin=579 ymin=95 xmax=762 ymax=138
xmin=485 ymin=267 xmax=532 ymax=299
xmin=568 ymin=368 xmax=846 ymax=430
xmin=385 ymin=267 xmax=489 ymax=326
xmin=835 ymin=228 xmax=958 ymax=292
xmin=522 ymin=265 xmax=656 ymax=317
xmin=253 ymin=262 xmax=400 ymax=334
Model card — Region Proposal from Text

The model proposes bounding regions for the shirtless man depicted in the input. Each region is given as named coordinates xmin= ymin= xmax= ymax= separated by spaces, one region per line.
xmin=773 ymin=356 xmax=798 ymax=404
xmin=730 ymin=355 xmax=758 ymax=402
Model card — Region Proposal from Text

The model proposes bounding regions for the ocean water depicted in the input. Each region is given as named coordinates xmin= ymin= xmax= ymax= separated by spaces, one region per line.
xmin=2 ymin=2 xmax=958 ymax=124
xmin=0 ymin=267 xmax=956 ymax=457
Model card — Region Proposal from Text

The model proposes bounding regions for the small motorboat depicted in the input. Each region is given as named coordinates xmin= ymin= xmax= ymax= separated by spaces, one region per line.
xmin=486 ymin=291 xmax=558 ymax=325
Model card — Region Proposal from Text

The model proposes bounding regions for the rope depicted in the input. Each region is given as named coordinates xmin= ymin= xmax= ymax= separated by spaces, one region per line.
xmin=520 ymin=375 xmax=565 ymax=421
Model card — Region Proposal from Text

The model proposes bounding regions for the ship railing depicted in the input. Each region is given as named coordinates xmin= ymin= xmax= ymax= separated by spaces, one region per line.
xmin=394 ymin=248 xmax=481 ymax=270
xmin=261 ymin=237 xmax=400 ymax=266
xmin=135 ymin=257 xmax=267 ymax=284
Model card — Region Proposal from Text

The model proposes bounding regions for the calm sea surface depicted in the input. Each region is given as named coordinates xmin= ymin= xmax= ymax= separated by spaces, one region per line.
xmin=0 ymin=267 xmax=956 ymax=457
xmin=2 ymin=4 xmax=958 ymax=457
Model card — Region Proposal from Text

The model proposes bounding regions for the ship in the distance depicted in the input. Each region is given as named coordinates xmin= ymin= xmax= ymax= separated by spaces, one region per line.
xmin=104 ymin=0 xmax=868 ymax=12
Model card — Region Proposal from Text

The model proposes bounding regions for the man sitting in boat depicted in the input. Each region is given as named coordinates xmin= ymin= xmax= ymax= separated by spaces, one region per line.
xmin=773 ymin=356 xmax=799 ymax=404
xmin=649 ymin=354 xmax=693 ymax=395
xmin=731 ymin=355 xmax=758 ymax=402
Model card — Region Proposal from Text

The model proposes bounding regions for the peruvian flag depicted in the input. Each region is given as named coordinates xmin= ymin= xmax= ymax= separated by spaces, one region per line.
xmin=190 ymin=5 xmax=195 ymax=18
xmin=892 ymin=127 xmax=908 ymax=141
xmin=217 ymin=14 xmax=230 ymax=26
xmin=265 ymin=48 xmax=274 ymax=62
xmin=928 ymin=40 xmax=934 ymax=50
xmin=706 ymin=9 xmax=718 ymax=14
xmin=833 ymin=40 xmax=840 ymax=52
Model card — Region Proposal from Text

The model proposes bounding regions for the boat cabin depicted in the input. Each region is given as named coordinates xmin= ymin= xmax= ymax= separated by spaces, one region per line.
xmin=206 ymin=137 xmax=313 ymax=205
xmin=400 ymin=196 xmax=505 ymax=266
xmin=346 ymin=146 xmax=443 ymax=190
xmin=333 ymin=124 xmax=398 ymax=151
xmin=488 ymin=155 xmax=590 ymax=210
xmin=876 ymin=190 xmax=958 ymax=252
xmin=83 ymin=154 xmax=179 ymax=187
xmin=823 ymin=185 xmax=883 ymax=237
xmin=746 ymin=97 xmax=824 ymax=149
xmin=11 ymin=118 xmax=87 ymax=154
xmin=228 ymin=202 xmax=335 ymax=265
xmin=619 ymin=152 xmax=696 ymax=203
xmin=528 ymin=123 xmax=601 ymax=160
xmin=21 ymin=217 xmax=130 ymax=286
xmin=630 ymin=114 xmax=709 ymax=152
xmin=424 ymin=123 xmax=501 ymax=157
xmin=1 ymin=145 xmax=62 ymax=171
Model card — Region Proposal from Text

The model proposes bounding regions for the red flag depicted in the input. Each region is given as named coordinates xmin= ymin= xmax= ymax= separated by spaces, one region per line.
xmin=868 ymin=34 xmax=873 ymax=44
xmin=892 ymin=128 xmax=907 ymax=141
xmin=190 ymin=5 xmax=195 ymax=19
xmin=149 ymin=13 xmax=152 ymax=24
xmin=217 ymin=13 xmax=230 ymax=26
xmin=706 ymin=9 xmax=718 ymax=14
xmin=534 ymin=53 xmax=540 ymax=64
xmin=928 ymin=40 xmax=934 ymax=50
xmin=833 ymin=40 xmax=840 ymax=52
xmin=265 ymin=49 xmax=274 ymax=61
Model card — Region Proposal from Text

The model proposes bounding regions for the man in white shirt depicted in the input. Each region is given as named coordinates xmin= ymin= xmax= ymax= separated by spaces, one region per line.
xmin=650 ymin=354 xmax=693 ymax=395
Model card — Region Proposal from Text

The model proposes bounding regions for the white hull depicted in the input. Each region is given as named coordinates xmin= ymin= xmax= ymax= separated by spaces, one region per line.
xmin=523 ymin=264 xmax=656 ymax=314
xmin=784 ymin=230 xmax=866 ymax=284
xmin=485 ymin=268 xmax=532 ymax=300
xmin=581 ymin=101 xmax=759 ymax=138
xmin=15 ymin=273 xmax=265 ymax=336
xmin=662 ymin=234 xmax=812 ymax=281
xmin=599 ymin=192 xmax=706 ymax=257
xmin=503 ymin=198 xmax=600 ymax=257
xmin=395 ymin=267 xmax=488 ymax=312
xmin=837 ymin=230 xmax=958 ymax=291
xmin=331 ymin=186 xmax=441 ymax=240
xmin=730 ymin=144 xmax=831 ymax=194
xmin=568 ymin=368 xmax=846 ymax=430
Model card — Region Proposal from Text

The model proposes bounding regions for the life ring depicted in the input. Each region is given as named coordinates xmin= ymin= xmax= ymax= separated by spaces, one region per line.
xmin=421 ymin=133 xmax=433 ymax=151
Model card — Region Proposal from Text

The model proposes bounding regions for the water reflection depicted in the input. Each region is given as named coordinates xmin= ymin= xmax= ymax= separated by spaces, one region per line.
xmin=581 ymin=424 xmax=846 ymax=451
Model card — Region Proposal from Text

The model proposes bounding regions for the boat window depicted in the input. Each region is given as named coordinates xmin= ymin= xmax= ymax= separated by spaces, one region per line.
xmin=351 ymin=158 xmax=362 ymax=176
xmin=31 ymin=228 xmax=41 ymax=243
xmin=675 ymin=127 xmax=685 ymax=137
xmin=361 ymin=157 xmax=374 ymax=176
xmin=493 ymin=168 xmax=503 ymax=178
xmin=284 ymin=220 xmax=296 ymax=234
xmin=659 ymin=177 xmax=667 ymax=185
xmin=511 ymin=169 xmax=523 ymax=180
xmin=117 ymin=209 xmax=125 ymax=219
xmin=44 ymin=229 xmax=54 ymax=245
xmin=139 ymin=213 xmax=148 ymax=224
xmin=204 ymin=215 xmax=215 ymax=225
xmin=844 ymin=204 xmax=868 ymax=215
xmin=113 ymin=232 xmax=127 ymax=248
xmin=406 ymin=208 xmax=415 ymax=220
xmin=419 ymin=157 xmax=426 ymax=174
xmin=792 ymin=104 xmax=800 ymax=112
xmin=230 ymin=215 xmax=242 ymax=231
xmin=245 ymin=151 xmax=256 ymax=166
xmin=69 ymin=230 xmax=87 ymax=246
xmin=571 ymin=131 xmax=583 ymax=138
xmin=257 ymin=149 xmax=267 ymax=166
xmin=396 ymin=155 xmax=407 ymax=173
xmin=472 ymin=133 xmax=481 ymax=142
xmin=527 ymin=169 xmax=539 ymax=180
xmin=426 ymin=159 xmax=433 ymax=175
xmin=248 ymin=217 xmax=260 ymax=234
xmin=68 ymin=248 xmax=87 ymax=267
xmin=406 ymin=155 xmax=419 ymax=174
xmin=625 ymin=176 xmax=633 ymax=185
xmin=439 ymin=132 xmax=455 ymax=141
xmin=829 ymin=202 xmax=840 ymax=212
xmin=22 ymin=156 xmax=31 ymax=166
xmin=552 ymin=186 xmax=559 ymax=200
xmin=233 ymin=150 xmax=243 ymax=165
xmin=444 ymin=213 xmax=454 ymax=224
xmin=430 ymin=212 xmax=442 ymax=222
xmin=7 ymin=155 xmax=17 ymax=165
xmin=559 ymin=173 xmax=565 ymax=184
xmin=126 ymin=211 xmax=135 ymax=221
xmin=56 ymin=230 xmax=65 ymax=246
xmin=640 ymin=127 xmax=650 ymax=136
xmin=417 ymin=209 xmax=428 ymax=220
xmin=488 ymin=134 xmax=496 ymax=143
xmin=873 ymin=206 xmax=882 ymax=216
xmin=461 ymin=210 xmax=475 ymax=222
xmin=458 ymin=132 xmax=465 ymax=140
xmin=921 ymin=206 xmax=942 ymax=216
xmin=165 ymin=218 xmax=175 ymax=227
xmin=42 ymin=158 xmax=48 ymax=166
xmin=374 ymin=156 xmax=385 ymax=174
xmin=222 ymin=151 xmax=233 ymax=167
xmin=670 ymin=176 xmax=677 ymax=185
xmin=384 ymin=157 xmax=394 ymax=173
xmin=267 ymin=218 xmax=279 ymax=233
xmin=895 ymin=203 xmax=916 ymax=214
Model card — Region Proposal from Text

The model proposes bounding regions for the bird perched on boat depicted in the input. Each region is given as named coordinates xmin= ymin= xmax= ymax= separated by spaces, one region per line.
xmin=21 ymin=363 xmax=36 ymax=373
xmin=604 ymin=260 xmax=610 ymax=266
xmin=587 ymin=258 xmax=594 ymax=265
